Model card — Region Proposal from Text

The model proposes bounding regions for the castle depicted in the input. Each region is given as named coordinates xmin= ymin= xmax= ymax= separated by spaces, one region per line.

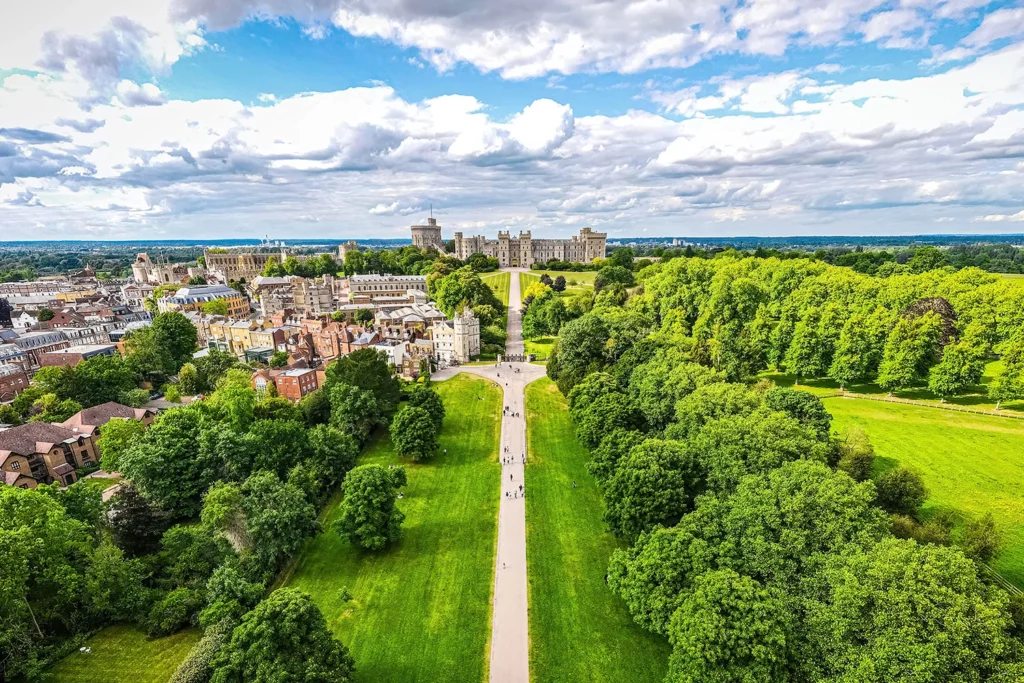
xmin=409 ymin=219 xmax=606 ymax=267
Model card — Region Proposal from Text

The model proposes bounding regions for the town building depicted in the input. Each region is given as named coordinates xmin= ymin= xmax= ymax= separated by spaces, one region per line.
xmin=410 ymin=217 xmax=444 ymax=251
xmin=131 ymin=253 xmax=202 ymax=284
xmin=203 ymin=249 xmax=283 ymax=282
xmin=0 ymin=344 xmax=29 ymax=372
xmin=337 ymin=240 xmax=360 ymax=262
xmin=158 ymin=284 xmax=250 ymax=318
xmin=453 ymin=227 xmax=606 ymax=267
xmin=61 ymin=402 xmax=157 ymax=439
xmin=12 ymin=330 xmax=70 ymax=369
xmin=38 ymin=344 xmax=118 ymax=367
xmin=0 ymin=422 xmax=99 ymax=487
xmin=431 ymin=308 xmax=480 ymax=364
xmin=346 ymin=274 xmax=427 ymax=304
xmin=0 ymin=365 xmax=30 ymax=403
xmin=251 ymin=367 xmax=320 ymax=402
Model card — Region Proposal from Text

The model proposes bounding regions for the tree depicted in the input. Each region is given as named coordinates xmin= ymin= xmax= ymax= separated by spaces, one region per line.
xmin=33 ymin=354 xmax=138 ymax=408
xmin=355 ymin=308 xmax=374 ymax=325
xmin=666 ymin=569 xmax=790 ymax=683
xmin=333 ymin=465 xmax=406 ymax=550
xmin=763 ymin=387 xmax=831 ymax=439
xmin=305 ymin=425 xmax=359 ymax=494
xmin=0 ymin=404 xmax=21 ymax=425
xmin=666 ymin=383 xmax=762 ymax=441
xmin=835 ymin=427 xmax=875 ymax=482
xmin=325 ymin=349 xmax=401 ymax=417
xmin=990 ymin=326 xmax=1024 ymax=406
xmin=797 ymin=538 xmax=1015 ymax=682
xmin=928 ymin=323 xmax=988 ymax=397
xmin=268 ymin=350 xmax=289 ymax=368
xmin=406 ymin=386 xmax=445 ymax=431
xmin=160 ymin=524 xmax=233 ymax=590
xmin=199 ymin=565 xmax=264 ymax=628
xmin=390 ymin=406 xmax=438 ymax=461
xmin=603 ymin=440 xmax=696 ymax=541
xmin=178 ymin=362 xmax=201 ymax=394
xmin=552 ymin=275 xmax=567 ymax=292
xmin=85 ymin=538 xmax=148 ymax=622
xmin=164 ymin=385 xmax=182 ymax=403
xmin=202 ymin=299 xmax=228 ymax=316
xmin=253 ymin=396 xmax=301 ymax=422
xmin=118 ymin=405 xmax=218 ymax=516
xmin=107 ymin=482 xmax=168 ymax=557
xmin=210 ymin=588 xmax=355 ymax=683
xmin=211 ymin=369 xmax=256 ymax=430
xmin=37 ymin=307 xmax=54 ymax=321
xmin=29 ymin=393 xmax=82 ymax=422
xmin=188 ymin=275 xmax=207 ymax=285
xmin=241 ymin=471 xmax=318 ymax=571
xmin=574 ymin=392 xmax=640 ymax=449
xmin=962 ymin=512 xmax=1001 ymax=562
xmin=608 ymin=247 xmax=635 ymax=270
xmin=876 ymin=312 xmax=942 ymax=391
xmin=329 ymin=383 xmax=380 ymax=443
xmin=548 ymin=313 xmax=610 ymax=395
xmin=594 ymin=265 xmax=635 ymax=292
xmin=874 ymin=466 xmax=927 ymax=517
xmin=38 ymin=481 xmax=105 ymax=531
xmin=587 ymin=429 xmax=644 ymax=484
xmin=299 ymin=388 xmax=332 ymax=426
xmin=245 ymin=419 xmax=311 ymax=478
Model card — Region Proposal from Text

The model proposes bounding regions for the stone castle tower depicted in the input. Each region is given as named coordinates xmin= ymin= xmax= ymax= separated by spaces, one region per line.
xmin=410 ymin=217 xmax=444 ymax=251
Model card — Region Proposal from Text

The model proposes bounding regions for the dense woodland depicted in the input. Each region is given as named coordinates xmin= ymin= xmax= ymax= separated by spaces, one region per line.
xmin=543 ymin=251 xmax=1024 ymax=681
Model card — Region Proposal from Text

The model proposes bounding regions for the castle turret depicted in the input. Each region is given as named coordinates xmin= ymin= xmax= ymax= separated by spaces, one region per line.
xmin=411 ymin=217 xmax=444 ymax=251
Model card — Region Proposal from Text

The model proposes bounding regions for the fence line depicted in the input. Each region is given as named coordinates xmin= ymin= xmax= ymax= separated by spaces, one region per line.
xmin=816 ymin=389 xmax=1024 ymax=420
xmin=981 ymin=563 xmax=1023 ymax=596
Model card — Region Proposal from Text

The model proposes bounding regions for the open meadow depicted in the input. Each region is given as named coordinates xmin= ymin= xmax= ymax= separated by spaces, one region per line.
xmin=824 ymin=396 xmax=1024 ymax=587
xmin=480 ymin=270 xmax=510 ymax=307
xmin=283 ymin=374 xmax=502 ymax=683
xmin=524 ymin=378 xmax=670 ymax=683
xmin=48 ymin=625 xmax=200 ymax=683
xmin=521 ymin=271 xmax=595 ymax=303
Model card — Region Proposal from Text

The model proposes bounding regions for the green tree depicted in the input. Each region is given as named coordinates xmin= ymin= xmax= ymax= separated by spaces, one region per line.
xmin=666 ymin=569 xmax=790 ymax=683
xmin=29 ymin=393 xmax=82 ymax=422
xmin=241 ymin=471 xmax=318 ymax=571
xmin=305 ymin=425 xmax=359 ymax=495
xmin=797 ymin=538 xmax=1014 ymax=682
xmin=594 ymin=265 xmax=635 ymax=292
xmin=431 ymin=266 xmax=504 ymax=319
xmin=325 ymin=349 xmax=401 ymax=417
xmin=107 ymin=482 xmax=168 ymax=557
xmin=763 ymin=387 xmax=832 ymax=439
xmin=268 ymin=350 xmax=289 ymax=368
xmin=199 ymin=565 xmax=264 ymax=628
xmin=37 ymin=307 xmax=54 ymax=321
xmin=299 ymin=388 xmax=332 ymax=426
xmin=928 ymin=323 xmax=988 ymax=397
xmin=835 ymin=427 xmax=875 ymax=482
xmin=874 ymin=466 xmax=927 ymax=517
xmin=390 ymin=406 xmax=438 ymax=461
xmin=989 ymin=326 xmax=1024 ymax=406
xmin=406 ymin=386 xmax=446 ymax=431
xmin=962 ymin=512 xmax=1001 ymax=562
xmin=202 ymin=299 xmax=228 ymax=316
xmin=587 ymin=429 xmax=644 ymax=484
xmin=84 ymin=538 xmax=148 ymax=622
xmin=574 ymin=391 xmax=640 ymax=449
xmin=355 ymin=308 xmax=374 ymax=325
xmin=876 ymin=312 xmax=942 ymax=391
xmin=152 ymin=312 xmax=200 ymax=374
xmin=603 ymin=440 xmax=696 ymax=541
xmin=160 ymin=524 xmax=233 ymax=590
xmin=210 ymin=588 xmax=355 ymax=683
xmin=329 ymin=383 xmax=380 ymax=443
xmin=666 ymin=383 xmax=762 ymax=441
xmin=333 ymin=465 xmax=406 ymax=550
xmin=548 ymin=313 xmax=610 ymax=395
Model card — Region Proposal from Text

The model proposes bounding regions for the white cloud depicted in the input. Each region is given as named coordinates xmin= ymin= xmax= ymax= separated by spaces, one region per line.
xmin=979 ymin=210 xmax=1024 ymax=222
xmin=962 ymin=7 xmax=1024 ymax=48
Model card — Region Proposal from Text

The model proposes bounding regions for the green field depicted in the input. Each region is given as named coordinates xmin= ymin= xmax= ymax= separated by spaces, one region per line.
xmin=763 ymin=360 xmax=1024 ymax=414
xmin=49 ymin=625 xmax=200 ymax=683
xmin=525 ymin=378 xmax=670 ymax=683
xmin=284 ymin=374 xmax=502 ymax=683
xmin=825 ymin=396 xmax=1024 ymax=587
xmin=521 ymin=271 xmax=595 ymax=303
xmin=480 ymin=271 xmax=510 ymax=307
xmin=524 ymin=337 xmax=556 ymax=361
xmin=1000 ymin=273 xmax=1024 ymax=280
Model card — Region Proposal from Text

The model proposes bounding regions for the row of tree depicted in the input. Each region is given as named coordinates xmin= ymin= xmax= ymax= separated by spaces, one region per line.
xmin=546 ymin=253 xmax=1024 ymax=682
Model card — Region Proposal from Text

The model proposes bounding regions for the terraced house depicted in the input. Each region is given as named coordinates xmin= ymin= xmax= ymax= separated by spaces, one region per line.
xmin=0 ymin=422 xmax=99 ymax=488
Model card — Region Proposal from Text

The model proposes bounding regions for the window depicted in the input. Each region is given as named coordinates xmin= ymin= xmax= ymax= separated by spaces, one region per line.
xmin=10 ymin=461 xmax=20 ymax=470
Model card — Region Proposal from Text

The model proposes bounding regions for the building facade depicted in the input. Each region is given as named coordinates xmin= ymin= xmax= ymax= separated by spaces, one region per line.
xmin=453 ymin=227 xmax=606 ymax=267
xmin=431 ymin=308 xmax=480 ymax=364
xmin=158 ymin=285 xmax=250 ymax=318
xmin=0 ymin=423 xmax=99 ymax=487
xmin=410 ymin=217 xmax=444 ymax=251
xmin=203 ymin=249 xmax=283 ymax=282
xmin=346 ymin=274 xmax=427 ymax=303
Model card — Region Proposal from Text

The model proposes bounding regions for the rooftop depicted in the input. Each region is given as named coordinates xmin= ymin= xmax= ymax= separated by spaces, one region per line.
xmin=0 ymin=422 xmax=82 ymax=457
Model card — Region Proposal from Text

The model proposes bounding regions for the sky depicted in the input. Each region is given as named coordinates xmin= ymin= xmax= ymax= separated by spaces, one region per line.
xmin=1 ymin=1 xmax=1024 ymax=241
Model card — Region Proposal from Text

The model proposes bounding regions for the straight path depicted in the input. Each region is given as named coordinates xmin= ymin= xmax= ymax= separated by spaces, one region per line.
xmin=433 ymin=268 xmax=545 ymax=682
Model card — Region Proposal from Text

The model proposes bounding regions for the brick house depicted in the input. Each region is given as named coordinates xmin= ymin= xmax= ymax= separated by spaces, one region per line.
xmin=61 ymin=401 xmax=158 ymax=439
xmin=251 ymin=367 xmax=320 ymax=402
xmin=38 ymin=344 xmax=118 ymax=367
xmin=0 ymin=422 xmax=100 ymax=487
xmin=0 ymin=365 xmax=31 ymax=403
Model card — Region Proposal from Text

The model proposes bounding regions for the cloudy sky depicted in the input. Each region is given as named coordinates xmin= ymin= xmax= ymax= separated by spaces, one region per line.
xmin=2 ymin=0 xmax=1024 ymax=241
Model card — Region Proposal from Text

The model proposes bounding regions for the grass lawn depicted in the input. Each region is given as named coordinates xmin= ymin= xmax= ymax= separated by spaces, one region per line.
xmin=480 ymin=271 xmax=510 ymax=307
xmin=824 ymin=396 xmax=1024 ymax=587
xmin=49 ymin=625 xmax=200 ymax=683
xmin=75 ymin=477 xmax=120 ymax=493
xmin=762 ymin=360 xmax=1024 ymax=414
xmin=524 ymin=337 xmax=556 ymax=361
xmin=284 ymin=374 xmax=502 ymax=683
xmin=525 ymin=378 xmax=670 ymax=683
xmin=521 ymin=271 xmax=594 ymax=303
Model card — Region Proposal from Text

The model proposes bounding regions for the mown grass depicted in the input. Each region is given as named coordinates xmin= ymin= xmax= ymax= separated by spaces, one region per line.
xmin=48 ymin=625 xmax=200 ymax=683
xmin=524 ymin=378 xmax=670 ymax=683
xmin=762 ymin=360 xmax=1024 ymax=413
xmin=480 ymin=271 xmax=510 ymax=307
xmin=825 ymin=396 xmax=1024 ymax=587
xmin=284 ymin=374 xmax=502 ymax=683
xmin=521 ymin=271 xmax=594 ymax=303
xmin=524 ymin=337 xmax=556 ymax=361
